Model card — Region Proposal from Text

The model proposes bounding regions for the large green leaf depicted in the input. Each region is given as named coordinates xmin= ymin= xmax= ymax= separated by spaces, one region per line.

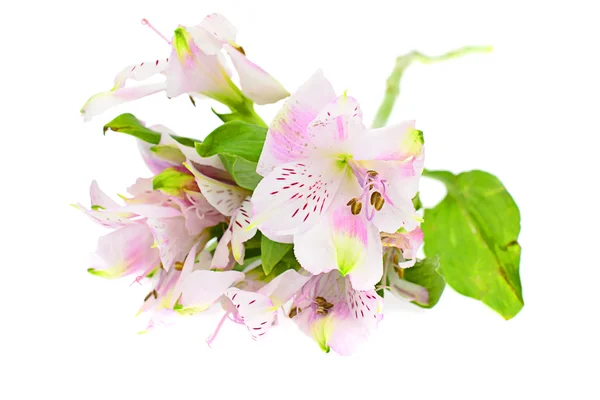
xmin=261 ymin=236 xmax=293 ymax=275
xmin=103 ymin=113 xmax=199 ymax=147
xmin=218 ymin=154 xmax=263 ymax=191
xmin=422 ymin=170 xmax=523 ymax=319
xmin=402 ymin=257 xmax=446 ymax=308
xmin=196 ymin=121 xmax=267 ymax=162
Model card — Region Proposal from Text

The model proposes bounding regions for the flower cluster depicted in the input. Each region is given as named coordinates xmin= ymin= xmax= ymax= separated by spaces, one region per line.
xmin=76 ymin=13 xmax=494 ymax=355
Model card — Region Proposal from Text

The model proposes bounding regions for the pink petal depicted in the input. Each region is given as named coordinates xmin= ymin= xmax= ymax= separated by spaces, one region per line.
xmin=251 ymin=159 xmax=344 ymax=237
xmin=258 ymin=269 xmax=310 ymax=307
xmin=146 ymin=216 xmax=197 ymax=271
xmin=307 ymin=95 xmax=366 ymax=154
xmin=186 ymin=162 xmax=249 ymax=216
xmin=177 ymin=270 xmax=244 ymax=312
xmin=353 ymin=121 xmax=421 ymax=161
xmin=89 ymin=223 xmax=160 ymax=279
xmin=90 ymin=180 xmax=120 ymax=209
xmin=80 ymin=59 xmax=168 ymax=120
xmin=226 ymin=288 xmax=276 ymax=340
xmin=257 ymin=70 xmax=336 ymax=176
xmin=225 ymin=44 xmax=289 ymax=105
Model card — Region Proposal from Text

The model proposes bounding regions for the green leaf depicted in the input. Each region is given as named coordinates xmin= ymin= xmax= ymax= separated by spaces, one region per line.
xmin=412 ymin=192 xmax=423 ymax=210
xmin=243 ymin=231 xmax=263 ymax=250
xmin=211 ymin=108 xmax=267 ymax=128
xmin=422 ymin=170 xmax=523 ymax=319
xmin=103 ymin=113 xmax=200 ymax=147
xmin=104 ymin=113 xmax=161 ymax=144
xmin=152 ymin=167 xmax=195 ymax=196
xmin=207 ymin=222 xmax=228 ymax=242
xmin=218 ymin=153 xmax=262 ymax=190
xmin=402 ymin=257 xmax=446 ymax=308
xmin=196 ymin=121 xmax=267 ymax=162
xmin=261 ymin=236 xmax=293 ymax=275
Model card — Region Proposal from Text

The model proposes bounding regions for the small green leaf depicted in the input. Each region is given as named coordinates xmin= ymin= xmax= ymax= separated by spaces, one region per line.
xmin=261 ymin=236 xmax=293 ymax=275
xmin=218 ymin=153 xmax=263 ymax=190
xmin=104 ymin=113 xmax=161 ymax=144
xmin=196 ymin=121 xmax=267 ymax=162
xmin=412 ymin=192 xmax=423 ymax=210
xmin=152 ymin=167 xmax=195 ymax=196
xmin=150 ymin=145 xmax=186 ymax=164
xmin=103 ymin=113 xmax=200 ymax=147
xmin=211 ymin=108 xmax=267 ymax=127
xmin=243 ymin=231 xmax=263 ymax=250
xmin=403 ymin=257 xmax=446 ymax=308
xmin=422 ymin=169 xmax=523 ymax=319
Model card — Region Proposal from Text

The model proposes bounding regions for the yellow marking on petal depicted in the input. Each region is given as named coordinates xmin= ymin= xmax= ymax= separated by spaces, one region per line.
xmin=151 ymin=241 xmax=159 ymax=249
xmin=232 ymin=246 xmax=242 ymax=262
xmin=175 ymin=304 xmax=210 ymax=315
xmin=117 ymin=193 xmax=130 ymax=201
xmin=412 ymin=214 xmax=424 ymax=223
xmin=401 ymin=128 xmax=424 ymax=157
xmin=334 ymin=235 xmax=366 ymax=276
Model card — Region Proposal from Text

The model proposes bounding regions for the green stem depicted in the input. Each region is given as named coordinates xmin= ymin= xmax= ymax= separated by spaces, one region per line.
xmin=371 ymin=45 xmax=493 ymax=129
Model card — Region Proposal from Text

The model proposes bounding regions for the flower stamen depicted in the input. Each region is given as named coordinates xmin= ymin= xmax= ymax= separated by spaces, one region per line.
xmin=141 ymin=18 xmax=172 ymax=46
xmin=315 ymin=296 xmax=334 ymax=315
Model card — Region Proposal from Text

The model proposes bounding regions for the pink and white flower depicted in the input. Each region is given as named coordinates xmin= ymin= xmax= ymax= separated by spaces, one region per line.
xmin=78 ymin=173 xmax=223 ymax=276
xmin=251 ymin=71 xmax=424 ymax=290
xmin=81 ymin=13 xmax=289 ymax=120
xmin=289 ymin=271 xmax=383 ymax=355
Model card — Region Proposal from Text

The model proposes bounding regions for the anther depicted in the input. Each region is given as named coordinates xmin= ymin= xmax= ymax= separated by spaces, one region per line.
xmin=370 ymin=191 xmax=382 ymax=206
xmin=346 ymin=198 xmax=357 ymax=206
xmin=315 ymin=296 xmax=334 ymax=315
xmin=174 ymin=261 xmax=184 ymax=271
xmin=374 ymin=196 xmax=385 ymax=211
xmin=144 ymin=289 xmax=158 ymax=302
xmin=351 ymin=201 xmax=362 ymax=215
xmin=394 ymin=265 xmax=405 ymax=279
xmin=288 ymin=306 xmax=300 ymax=318
xmin=367 ymin=170 xmax=378 ymax=177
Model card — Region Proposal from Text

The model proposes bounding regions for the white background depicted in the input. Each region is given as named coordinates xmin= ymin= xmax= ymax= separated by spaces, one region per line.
xmin=2 ymin=0 xmax=599 ymax=399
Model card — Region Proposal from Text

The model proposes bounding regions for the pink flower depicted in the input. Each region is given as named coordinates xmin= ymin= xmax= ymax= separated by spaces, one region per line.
xmin=289 ymin=271 xmax=383 ymax=355
xmin=80 ymin=13 xmax=288 ymax=120
xmin=251 ymin=71 xmax=424 ymax=290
